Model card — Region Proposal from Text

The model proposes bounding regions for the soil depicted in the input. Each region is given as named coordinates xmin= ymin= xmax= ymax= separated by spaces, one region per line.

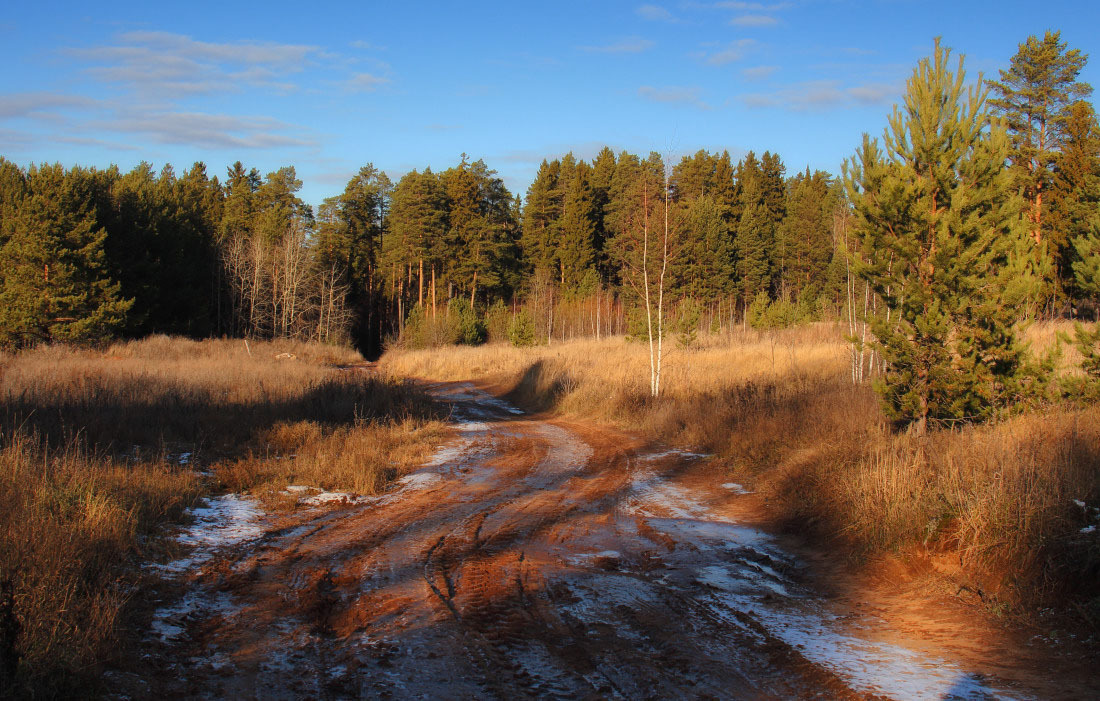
xmin=113 ymin=381 xmax=1099 ymax=700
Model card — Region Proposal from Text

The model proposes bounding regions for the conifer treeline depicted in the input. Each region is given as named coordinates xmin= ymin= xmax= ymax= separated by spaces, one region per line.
xmin=0 ymin=148 xmax=846 ymax=353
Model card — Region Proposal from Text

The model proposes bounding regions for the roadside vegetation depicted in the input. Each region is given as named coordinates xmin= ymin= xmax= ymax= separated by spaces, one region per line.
xmin=0 ymin=336 xmax=443 ymax=697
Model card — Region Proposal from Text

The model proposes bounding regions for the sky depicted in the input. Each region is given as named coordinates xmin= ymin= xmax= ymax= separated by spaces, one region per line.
xmin=2 ymin=1 xmax=1099 ymax=207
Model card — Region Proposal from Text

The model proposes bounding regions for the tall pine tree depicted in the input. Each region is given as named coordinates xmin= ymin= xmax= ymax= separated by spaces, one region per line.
xmin=845 ymin=39 xmax=1039 ymax=433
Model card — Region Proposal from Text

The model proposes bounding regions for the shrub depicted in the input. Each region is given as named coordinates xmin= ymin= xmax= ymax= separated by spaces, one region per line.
xmin=448 ymin=298 xmax=486 ymax=345
xmin=508 ymin=309 xmax=537 ymax=347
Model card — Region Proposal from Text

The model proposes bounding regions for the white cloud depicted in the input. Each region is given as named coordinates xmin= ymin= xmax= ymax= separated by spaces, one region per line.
xmin=0 ymin=92 xmax=98 ymax=119
xmin=637 ymin=4 xmax=676 ymax=21
xmin=638 ymin=85 xmax=711 ymax=109
xmin=345 ymin=72 xmax=390 ymax=92
xmin=91 ymin=111 xmax=316 ymax=150
xmin=741 ymin=80 xmax=898 ymax=111
xmin=730 ymin=14 xmax=780 ymax=27
xmin=67 ymin=31 xmax=324 ymax=97
xmin=702 ymin=39 xmax=757 ymax=66
xmin=580 ymin=37 xmax=655 ymax=54
xmin=741 ymin=65 xmax=778 ymax=80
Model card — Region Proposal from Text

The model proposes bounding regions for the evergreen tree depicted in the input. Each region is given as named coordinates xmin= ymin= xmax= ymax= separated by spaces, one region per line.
xmin=734 ymin=176 xmax=772 ymax=303
xmin=1051 ymin=101 xmax=1100 ymax=298
xmin=845 ymin=39 xmax=1039 ymax=433
xmin=556 ymin=164 xmax=597 ymax=291
xmin=988 ymin=30 xmax=1092 ymax=299
xmin=777 ymin=168 xmax=834 ymax=302
xmin=0 ymin=164 xmax=132 ymax=345
xmin=521 ymin=158 xmax=564 ymax=279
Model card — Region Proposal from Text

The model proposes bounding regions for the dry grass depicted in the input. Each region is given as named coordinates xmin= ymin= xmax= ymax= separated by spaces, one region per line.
xmin=383 ymin=322 xmax=1100 ymax=618
xmin=0 ymin=432 xmax=205 ymax=696
xmin=0 ymin=336 xmax=444 ymax=696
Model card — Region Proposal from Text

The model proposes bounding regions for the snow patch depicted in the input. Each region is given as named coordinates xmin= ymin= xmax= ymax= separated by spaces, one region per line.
xmin=156 ymin=494 xmax=264 ymax=574
xmin=302 ymin=491 xmax=355 ymax=505
xmin=396 ymin=471 xmax=442 ymax=490
xmin=721 ymin=482 xmax=753 ymax=494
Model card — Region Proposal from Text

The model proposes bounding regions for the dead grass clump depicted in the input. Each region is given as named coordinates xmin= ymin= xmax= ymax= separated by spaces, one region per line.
xmin=1 ymin=339 xmax=434 ymax=453
xmin=776 ymin=406 xmax=1100 ymax=608
xmin=225 ymin=418 xmax=447 ymax=497
xmin=0 ymin=431 xmax=203 ymax=696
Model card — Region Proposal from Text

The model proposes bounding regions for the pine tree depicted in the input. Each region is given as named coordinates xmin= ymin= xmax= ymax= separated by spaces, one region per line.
xmin=845 ymin=38 xmax=1039 ymax=433
xmin=777 ymin=168 xmax=834 ymax=303
xmin=734 ymin=179 xmax=772 ymax=303
xmin=0 ymin=164 xmax=132 ymax=346
xmin=988 ymin=30 xmax=1092 ymax=301
xmin=1052 ymin=101 xmax=1100 ymax=300
xmin=556 ymin=168 xmax=597 ymax=291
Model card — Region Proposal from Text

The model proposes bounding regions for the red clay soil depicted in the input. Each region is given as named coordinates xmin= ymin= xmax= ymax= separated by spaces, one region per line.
xmin=116 ymin=381 xmax=1098 ymax=700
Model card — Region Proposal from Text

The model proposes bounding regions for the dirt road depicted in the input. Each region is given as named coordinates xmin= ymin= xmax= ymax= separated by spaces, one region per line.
xmin=129 ymin=382 xmax=1093 ymax=699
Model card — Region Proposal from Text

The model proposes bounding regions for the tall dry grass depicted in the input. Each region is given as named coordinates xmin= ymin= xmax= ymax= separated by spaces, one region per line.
xmin=382 ymin=323 xmax=1100 ymax=617
xmin=0 ymin=336 xmax=444 ymax=696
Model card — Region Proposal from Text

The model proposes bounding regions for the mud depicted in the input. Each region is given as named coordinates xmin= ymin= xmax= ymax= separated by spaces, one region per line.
xmin=120 ymin=382 xmax=1098 ymax=700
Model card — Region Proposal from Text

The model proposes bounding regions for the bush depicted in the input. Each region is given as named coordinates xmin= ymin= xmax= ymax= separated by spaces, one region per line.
xmin=508 ymin=309 xmax=537 ymax=347
xmin=448 ymin=298 xmax=486 ymax=346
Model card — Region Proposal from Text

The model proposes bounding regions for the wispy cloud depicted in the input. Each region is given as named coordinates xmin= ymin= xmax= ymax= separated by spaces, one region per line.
xmin=730 ymin=14 xmax=780 ymax=26
xmin=90 ymin=111 xmax=317 ymax=150
xmin=55 ymin=135 xmax=141 ymax=151
xmin=350 ymin=39 xmax=386 ymax=51
xmin=706 ymin=1 xmax=792 ymax=9
xmin=579 ymin=36 xmax=655 ymax=54
xmin=741 ymin=65 xmax=778 ymax=80
xmin=638 ymin=85 xmax=711 ymax=109
xmin=345 ymin=72 xmax=390 ymax=92
xmin=700 ymin=39 xmax=757 ymax=66
xmin=0 ymin=92 xmax=99 ymax=119
xmin=0 ymin=128 xmax=34 ymax=149
xmin=636 ymin=4 xmax=677 ymax=22
xmin=67 ymin=31 xmax=323 ymax=97
xmin=741 ymin=80 xmax=898 ymax=111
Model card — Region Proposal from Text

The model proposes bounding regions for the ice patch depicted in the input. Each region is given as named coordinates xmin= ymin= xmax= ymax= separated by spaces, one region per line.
xmin=396 ymin=471 xmax=442 ymax=490
xmin=302 ymin=491 xmax=355 ymax=505
xmin=150 ymin=589 xmax=240 ymax=642
xmin=157 ymin=494 xmax=264 ymax=574
xmin=641 ymin=449 xmax=711 ymax=462
xmin=721 ymin=482 xmax=753 ymax=494
xmin=457 ymin=421 xmax=489 ymax=432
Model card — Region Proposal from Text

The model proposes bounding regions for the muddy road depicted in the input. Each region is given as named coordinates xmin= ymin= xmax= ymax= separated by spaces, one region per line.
xmin=128 ymin=382 xmax=1092 ymax=699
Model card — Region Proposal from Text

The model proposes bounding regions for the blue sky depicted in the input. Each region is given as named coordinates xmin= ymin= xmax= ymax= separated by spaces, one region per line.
xmin=2 ymin=1 xmax=1098 ymax=206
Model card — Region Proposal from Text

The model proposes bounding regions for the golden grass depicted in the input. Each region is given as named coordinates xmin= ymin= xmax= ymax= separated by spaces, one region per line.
xmin=0 ymin=336 xmax=443 ymax=696
xmin=382 ymin=322 xmax=1100 ymax=617
xmin=0 ymin=432 xmax=204 ymax=696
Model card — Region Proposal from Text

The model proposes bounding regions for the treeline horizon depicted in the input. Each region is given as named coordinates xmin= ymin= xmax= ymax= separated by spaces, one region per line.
xmin=1 ymin=31 xmax=1098 ymax=360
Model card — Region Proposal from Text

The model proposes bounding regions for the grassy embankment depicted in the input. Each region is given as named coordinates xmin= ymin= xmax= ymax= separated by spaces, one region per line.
xmin=384 ymin=323 xmax=1100 ymax=622
xmin=0 ymin=335 xmax=444 ymax=697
